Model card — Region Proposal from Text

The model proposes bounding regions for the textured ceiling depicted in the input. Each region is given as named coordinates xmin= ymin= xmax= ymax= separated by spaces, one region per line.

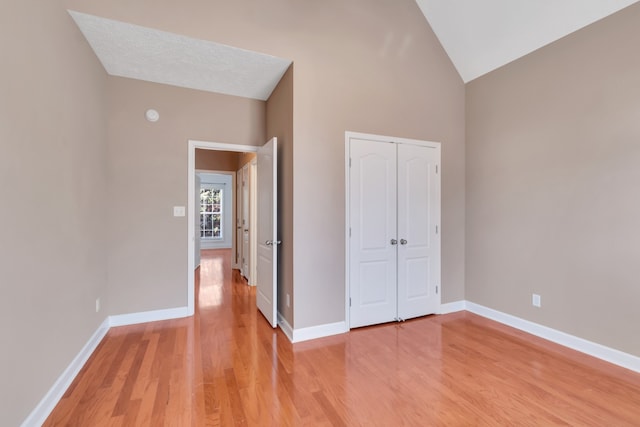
xmin=68 ymin=11 xmax=292 ymax=101
xmin=416 ymin=0 xmax=640 ymax=82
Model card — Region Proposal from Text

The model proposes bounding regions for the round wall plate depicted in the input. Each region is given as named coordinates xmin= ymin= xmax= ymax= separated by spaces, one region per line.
xmin=145 ymin=109 xmax=160 ymax=122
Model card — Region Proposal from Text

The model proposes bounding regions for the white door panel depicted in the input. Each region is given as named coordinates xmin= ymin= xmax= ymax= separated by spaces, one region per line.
xmin=256 ymin=138 xmax=278 ymax=328
xmin=236 ymin=169 xmax=242 ymax=268
xmin=397 ymin=143 xmax=439 ymax=320
xmin=194 ymin=174 xmax=201 ymax=268
xmin=242 ymin=165 xmax=250 ymax=279
xmin=349 ymin=138 xmax=397 ymax=328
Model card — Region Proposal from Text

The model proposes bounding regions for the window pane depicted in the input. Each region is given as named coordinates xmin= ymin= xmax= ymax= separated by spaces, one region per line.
xmin=200 ymin=187 xmax=224 ymax=240
xmin=212 ymin=214 xmax=221 ymax=238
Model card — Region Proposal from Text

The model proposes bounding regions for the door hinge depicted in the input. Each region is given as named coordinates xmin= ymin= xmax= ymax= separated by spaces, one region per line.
xmin=436 ymin=225 xmax=439 ymax=234
xmin=349 ymin=158 xmax=352 ymax=167
xmin=349 ymin=297 xmax=352 ymax=307
xmin=436 ymin=164 xmax=439 ymax=174
xmin=436 ymin=285 xmax=439 ymax=294
xmin=349 ymin=227 xmax=351 ymax=237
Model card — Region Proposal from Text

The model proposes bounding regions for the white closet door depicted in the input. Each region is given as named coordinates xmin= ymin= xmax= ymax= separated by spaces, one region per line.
xmin=349 ymin=138 xmax=398 ymax=328
xmin=397 ymin=143 xmax=439 ymax=320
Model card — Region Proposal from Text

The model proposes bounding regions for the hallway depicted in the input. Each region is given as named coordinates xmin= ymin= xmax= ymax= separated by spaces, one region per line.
xmin=44 ymin=249 xmax=640 ymax=425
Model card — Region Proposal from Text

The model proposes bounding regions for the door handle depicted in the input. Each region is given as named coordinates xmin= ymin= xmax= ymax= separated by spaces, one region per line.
xmin=400 ymin=239 xmax=407 ymax=245
xmin=265 ymin=240 xmax=282 ymax=246
xmin=390 ymin=239 xmax=398 ymax=245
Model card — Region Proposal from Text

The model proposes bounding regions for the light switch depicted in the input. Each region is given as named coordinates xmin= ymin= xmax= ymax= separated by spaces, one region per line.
xmin=173 ymin=206 xmax=186 ymax=217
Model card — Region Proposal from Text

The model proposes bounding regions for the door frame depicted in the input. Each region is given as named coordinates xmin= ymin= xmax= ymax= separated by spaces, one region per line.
xmin=187 ymin=140 xmax=258 ymax=316
xmin=344 ymin=131 xmax=442 ymax=329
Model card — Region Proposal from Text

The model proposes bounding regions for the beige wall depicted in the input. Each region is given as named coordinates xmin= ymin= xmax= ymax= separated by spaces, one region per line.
xmin=70 ymin=0 xmax=466 ymax=329
xmin=195 ymin=149 xmax=239 ymax=172
xmin=266 ymin=65 xmax=295 ymax=325
xmin=106 ymin=77 xmax=266 ymax=315
xmin=466 ymin=4 xmax=640 ymax=356
xmin=0 ymin=1 xmax=108 ymax=425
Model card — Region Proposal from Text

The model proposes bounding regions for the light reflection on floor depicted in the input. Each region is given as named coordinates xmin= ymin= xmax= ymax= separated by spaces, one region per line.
xmin=198 ymin=252 xmax=224 ymax=308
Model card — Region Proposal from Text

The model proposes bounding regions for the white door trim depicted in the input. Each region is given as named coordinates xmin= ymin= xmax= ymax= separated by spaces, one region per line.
xmin=344 ymin=131 xmax=441 ymax=329
xmin=188 ymin=140 xmax=258 ymax=316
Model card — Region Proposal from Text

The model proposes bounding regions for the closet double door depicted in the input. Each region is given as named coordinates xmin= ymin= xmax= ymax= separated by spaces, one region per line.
xmin=349 ymin=135 xmax=440 ymax=328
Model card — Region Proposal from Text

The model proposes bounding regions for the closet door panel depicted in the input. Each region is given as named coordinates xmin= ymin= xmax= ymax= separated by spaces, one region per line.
xmin=349 ymin=138 xmax=397 ymax=328
xmin=397 ymin=144 xmax=439 ymax=320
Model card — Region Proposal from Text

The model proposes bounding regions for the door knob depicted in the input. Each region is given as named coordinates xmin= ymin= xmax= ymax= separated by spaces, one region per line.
xmin=400 ymin=239 xmax=407 ymax=245
xmin=266 ymin=240 xmax=273 ymax=246
xmin=390 ymin=239 xmax=398 ymax=245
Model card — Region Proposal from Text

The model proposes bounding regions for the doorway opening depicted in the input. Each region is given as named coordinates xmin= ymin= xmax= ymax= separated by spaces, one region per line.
xmin=188 ymin=140 xmax=258 ymax=316
xmin=188 ymin=138 xmax=279 ymax=329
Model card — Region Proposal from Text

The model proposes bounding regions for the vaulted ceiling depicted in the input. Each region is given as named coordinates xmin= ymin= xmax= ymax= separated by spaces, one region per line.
xmin=417 ymin=0 xmax=640 ymax=82
xmin=70 ymin=1 xmax=640 ymax=99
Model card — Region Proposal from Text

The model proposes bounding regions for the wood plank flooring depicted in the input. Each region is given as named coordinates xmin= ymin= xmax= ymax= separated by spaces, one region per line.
xmin=44 ymin=249 xmax=640 ymax=426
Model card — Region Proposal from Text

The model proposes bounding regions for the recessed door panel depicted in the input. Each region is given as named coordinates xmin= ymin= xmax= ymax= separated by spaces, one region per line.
xmin=359 ymin=261 xmax=391 ymax=306
xmin=404 ymin=256 xmax=430 ymax=300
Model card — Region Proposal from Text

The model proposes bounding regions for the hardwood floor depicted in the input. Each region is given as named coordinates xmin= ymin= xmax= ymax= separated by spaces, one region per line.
xmin=45 ymin=249 xmax=640 ymax=426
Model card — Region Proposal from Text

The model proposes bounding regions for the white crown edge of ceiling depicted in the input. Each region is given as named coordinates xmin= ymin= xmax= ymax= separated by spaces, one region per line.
xmin=68 ymin=10 xmax=292 ymax=101
xmin=416 ymin=0 xmax=640 ymax=83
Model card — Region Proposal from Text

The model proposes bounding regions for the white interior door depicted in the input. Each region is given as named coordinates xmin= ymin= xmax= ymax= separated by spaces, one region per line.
xmin=256 ymin=137 xmax=278 ymax=327
xmin=194 ymin=174 xmax=201 ymax=269
xmin=397 ymin=143 xmax=440 ymax=320
xmin=236 ymin=169 xmax=242 ymax=268
xmin=249 ymin=159 xmax=258 ymax=286
xmin=242 ymin=164 xmax=250 ymax=279
xmin=349 ymin=138 xmax=398 ymax=328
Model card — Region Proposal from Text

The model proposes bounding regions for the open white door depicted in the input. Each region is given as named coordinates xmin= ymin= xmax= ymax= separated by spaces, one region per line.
xmin=256 ymin=137 xmax=278 ymax=327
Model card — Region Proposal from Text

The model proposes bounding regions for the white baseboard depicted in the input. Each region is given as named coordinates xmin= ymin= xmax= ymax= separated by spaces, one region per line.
xmin=108 ymin=306 xmax=190 ymax=327
xmin=465 ymin=301 xmax=640 ymax=374
xmin=439 ymin=300 xmax=467 ymax=314
xmin=292 ymin=321 xmax=348 ymax=343
xmin=277 ymin=314 xmax=348 ymax=343
xmin=21 ymin=317 xmax=110 ymax=427
xmin=277 ymin=313 xmax=294 ymax=342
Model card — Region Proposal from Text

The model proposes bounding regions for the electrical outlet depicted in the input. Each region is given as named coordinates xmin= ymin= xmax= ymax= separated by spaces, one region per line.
xmin=96 ymin=297 xmax=101 ymax=313
xmin=286 ymin=294 xmax=290 ymax=308
xmin=532 ymin=294 xmax=541 ymax=308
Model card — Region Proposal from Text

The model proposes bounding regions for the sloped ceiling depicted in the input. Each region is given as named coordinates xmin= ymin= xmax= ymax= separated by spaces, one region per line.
xmin=70 ymin=2 xmax=640 ymax=97
xmin=416 ymin=0 xmax=640 ymax=82
xmin=68 ymin=11 xmax=292 ymax=101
